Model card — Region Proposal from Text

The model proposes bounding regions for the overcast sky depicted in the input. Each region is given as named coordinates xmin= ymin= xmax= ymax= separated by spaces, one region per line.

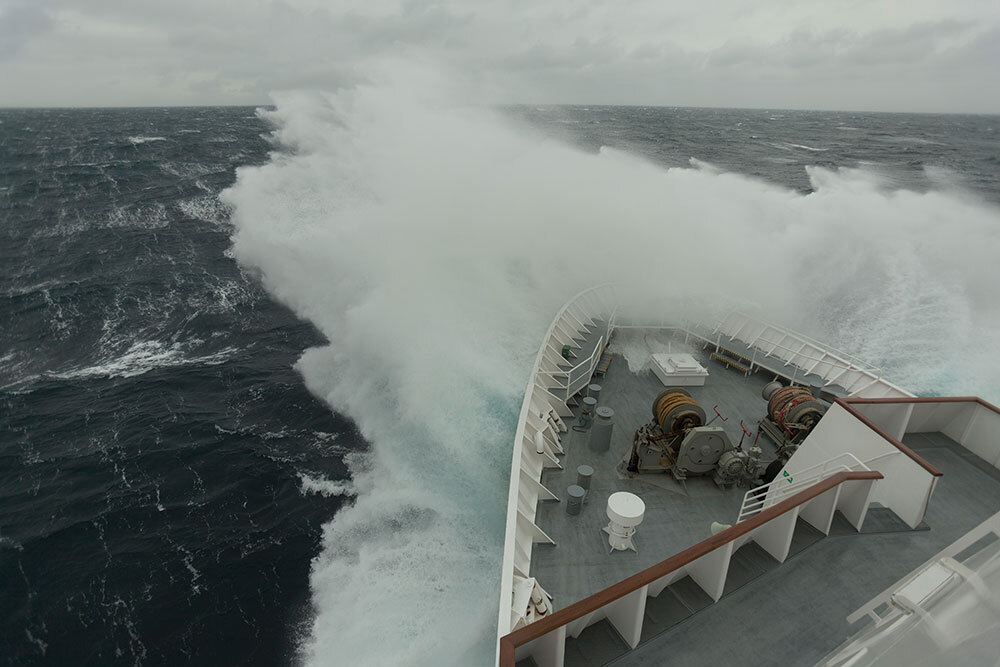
xmin=1 ymin=0 xmax=999 ymax=112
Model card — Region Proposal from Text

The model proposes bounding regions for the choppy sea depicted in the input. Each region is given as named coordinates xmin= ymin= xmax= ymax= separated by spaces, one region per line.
xmin=2 ymin=96 xmax=999 ymax=665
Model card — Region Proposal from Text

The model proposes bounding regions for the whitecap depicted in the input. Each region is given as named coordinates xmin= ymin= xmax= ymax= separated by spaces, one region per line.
xmin=297 ymin=472 xmax=356 ymax=498
xmin=176 ymin=196 xmax=231 ymax=225
xmin=127 ymin=136 xmax=167 ymax=145
xmin=785 ymin=142 xmax=828 ymax=152
xmin=46 ymin=341 xmax=237 ymax=380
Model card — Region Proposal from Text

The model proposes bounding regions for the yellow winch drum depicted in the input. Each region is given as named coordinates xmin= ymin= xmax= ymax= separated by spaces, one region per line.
xmin=651 ymin=388 xmax=706 ymax=433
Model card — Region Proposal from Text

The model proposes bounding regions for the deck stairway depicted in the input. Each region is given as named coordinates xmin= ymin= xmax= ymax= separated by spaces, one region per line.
xmin=515 ymin=504 xmax=920 ymax=667
xmin=513 ymin=496 xmax=922 ymax=667
xmin=503 ymin=467 xmax=895 ymax=667
xmin=541 ymin=319 xmax=609 ymax=408
xmin=502 ymin=297 xmax=994 ymax=667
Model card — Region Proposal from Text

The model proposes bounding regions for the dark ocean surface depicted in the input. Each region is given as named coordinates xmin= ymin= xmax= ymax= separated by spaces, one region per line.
xmin=2 ymin=104 xmax=999 ymax=665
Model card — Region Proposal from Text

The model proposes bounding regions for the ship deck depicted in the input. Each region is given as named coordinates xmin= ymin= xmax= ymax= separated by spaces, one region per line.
xmin=522 ymin=326 xmax=1000 ymax=667
xmin=531 ymin=328 xmax=786 ymax=607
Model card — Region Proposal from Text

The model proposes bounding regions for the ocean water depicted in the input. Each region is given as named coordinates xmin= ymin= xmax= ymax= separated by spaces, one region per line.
xmin=3 ymin=90 xmax=1000 ymax=666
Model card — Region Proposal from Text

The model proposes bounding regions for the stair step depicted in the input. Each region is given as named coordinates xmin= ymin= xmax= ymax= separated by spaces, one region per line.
xmin=827 ymin=507 xmax=928 ymax=535
xmin=664 ymin=576 xmax=713 ymax=613
xmin=515 ymin=658 xmax=538 ymax=667
xmin=722 ymin=542 xmax=780 ymax=596
xmin=564 ymin=619 xmax=629 ymax=667
xmin=639 ymin=587 xmax=694 ymax=643
xmin=787 ymin=517 xmax=825 ymax=558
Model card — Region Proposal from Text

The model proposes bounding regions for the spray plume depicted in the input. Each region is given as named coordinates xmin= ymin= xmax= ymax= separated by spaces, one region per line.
xmin=222 ymin=63 xmax=1000 ymax=666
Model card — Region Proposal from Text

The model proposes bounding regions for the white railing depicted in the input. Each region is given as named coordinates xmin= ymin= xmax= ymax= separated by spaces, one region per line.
xmin=497 ymin=296 xmax=916 ymax=663
xmin=738 ymin=453 xmax=871 ymax=523
xmin=714 ymin=312 xmax=881 ymax=375
xmin=614 ymin=312 xmax=909 ymax=399
xmin=536 ymin=335 xmax=604 ymax=393
xmin=496 ymin=284 xmax=618 ymax=652
xmin=712 ymin=312 xmax=912 ymax=398
xmin=844 ymin=510 xmax=1000 ymax=629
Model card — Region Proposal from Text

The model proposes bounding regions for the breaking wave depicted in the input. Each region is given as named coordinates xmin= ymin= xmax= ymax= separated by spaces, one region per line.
xmin=127 ymin=136 xmax=167 ymax=145
xmin=223 ymin=65 xmax=1000 ymax=666
xmin=47 ymin=340 xmax=237 ymax=381
xmin=298 ymin=472 xmax=357 ymax=498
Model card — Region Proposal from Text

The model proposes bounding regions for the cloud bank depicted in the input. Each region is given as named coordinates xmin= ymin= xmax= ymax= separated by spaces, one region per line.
xmin=1 ymin=0 xmax=999 ymax=111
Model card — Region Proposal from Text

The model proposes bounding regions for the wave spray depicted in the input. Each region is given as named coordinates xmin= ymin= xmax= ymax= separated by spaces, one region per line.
xmin=223 ymin=66 xmax=1000 ymax=665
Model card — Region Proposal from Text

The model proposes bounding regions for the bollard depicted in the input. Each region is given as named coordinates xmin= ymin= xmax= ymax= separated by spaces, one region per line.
xmin=566 ymin=485 xmax=586 ymax=515
xmin=589 ymin=406 xmax=615 ymax=453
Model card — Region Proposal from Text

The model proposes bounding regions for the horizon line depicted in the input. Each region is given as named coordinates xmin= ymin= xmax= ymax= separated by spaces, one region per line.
xmin=0 ymin=102 xmax=998 ymax=117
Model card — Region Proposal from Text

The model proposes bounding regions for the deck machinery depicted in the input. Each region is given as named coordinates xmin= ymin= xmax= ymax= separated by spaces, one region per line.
xmin=757 ymin=381 xmax=827 ymax=473
xmin=627 ymin=389 xmax=763 ymax=488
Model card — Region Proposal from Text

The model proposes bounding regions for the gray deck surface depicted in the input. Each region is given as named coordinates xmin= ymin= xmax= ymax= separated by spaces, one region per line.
xmin=522 ymin=327 xmax=1000 ymax=667
xmin=532 ymin=329 xmax=784 ymax=608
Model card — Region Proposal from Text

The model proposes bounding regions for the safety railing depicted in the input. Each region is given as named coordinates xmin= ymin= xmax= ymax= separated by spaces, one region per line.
xmin=612 ymin=313 xmax=908 ymax=398
xmin=498 ymin=471 xmax=883 ymax=667
xmin=711 ymin=312 xmax=911 ymax=398
xmin=713 ymin=312 xmax=881 ymax=375
xmin=844 ymin=510 xmax=1000 ymax=629
xmin=536 ymin=334 xmax=604 ymax=391
xmin=738 ymin=453 xmax=869 ymax=522
xmin=497 ymin=284 xmax=618 ymax=646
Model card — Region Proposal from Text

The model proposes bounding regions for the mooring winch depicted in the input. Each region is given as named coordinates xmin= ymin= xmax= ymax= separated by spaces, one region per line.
xmin=758 ymin=381 xmax=827 ymax=477
xmin=628 ymin=389 xmax=762 ymax=487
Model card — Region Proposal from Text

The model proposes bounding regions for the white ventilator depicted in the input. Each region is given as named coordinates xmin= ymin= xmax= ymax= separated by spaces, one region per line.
xmin=603 ymin=492 xmax=646 ymax=553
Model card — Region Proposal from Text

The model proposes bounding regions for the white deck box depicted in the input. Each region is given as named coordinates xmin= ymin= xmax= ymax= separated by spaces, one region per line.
xmin=651 ymin=352 xmax=709 ymax=387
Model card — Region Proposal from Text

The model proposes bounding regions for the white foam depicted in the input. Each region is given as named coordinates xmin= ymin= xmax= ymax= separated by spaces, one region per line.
xmin=222 ymin=65 xmax=1000 ymax=666
xmin=785 ymin=142 xmax=828 ymax=152
xmin=48 ymin=341 xmax=237 ymax=380
xmin=127 ymin=136 xmax=166 ymax=145
xmin=176 ymin=196 xmax=232 ymax=226
xmin=298 ymin=472 xmax=356 ymax=498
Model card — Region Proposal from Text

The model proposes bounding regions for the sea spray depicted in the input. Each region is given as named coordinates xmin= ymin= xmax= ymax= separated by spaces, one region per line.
xmin=223 ymin=69 xmax=1000 ymax=666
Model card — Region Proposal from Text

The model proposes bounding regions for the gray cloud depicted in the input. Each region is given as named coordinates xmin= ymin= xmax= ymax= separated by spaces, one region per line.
xmin=0 ymin=0 xmax=998 ymax=112
xmin=0 ymin=3 xmax=53 ymax=60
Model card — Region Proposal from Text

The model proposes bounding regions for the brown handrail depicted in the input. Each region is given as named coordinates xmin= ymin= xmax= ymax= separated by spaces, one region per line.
xmin=834 ymin=397 xmax=995 ymax=477
xmin=842 ymin=395 xmax=1000 ymax=416
xmin=499 ymin=470 xmax=883 ymax=666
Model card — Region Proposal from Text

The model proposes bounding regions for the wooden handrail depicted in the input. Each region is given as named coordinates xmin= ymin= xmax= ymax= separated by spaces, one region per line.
xmin=842 ymin=395 xmax=1000 ymax=416
xmin=834 ymin=397 xmax=988 ymax=477
xmin=498 ymin=470 xmax=883 ymax=666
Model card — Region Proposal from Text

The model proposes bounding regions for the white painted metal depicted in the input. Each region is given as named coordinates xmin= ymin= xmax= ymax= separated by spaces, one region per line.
xmin=779 ymin=404 xmax=938 ymax=529
xmin=497 ymin=285 xmax=618 ymax=651
xmin=650 ymin=352 xmax=709 ymax=386
xmin=739 ymin=453 xmax=870 ymax=523
xmin=506 ymin=473 xmax=882 ymax=667
xmin=712 ymin=312 xmax=913 ymax=399
xmin=845 ymin=511 xmax=1000 ymax=627
xmin=604 ymin=492 xmax=646 ymax=552
xmin=605 ymin=586 xmax=649 ymax=649
xmin=497 ymin=295 xmax=923 ymax=667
